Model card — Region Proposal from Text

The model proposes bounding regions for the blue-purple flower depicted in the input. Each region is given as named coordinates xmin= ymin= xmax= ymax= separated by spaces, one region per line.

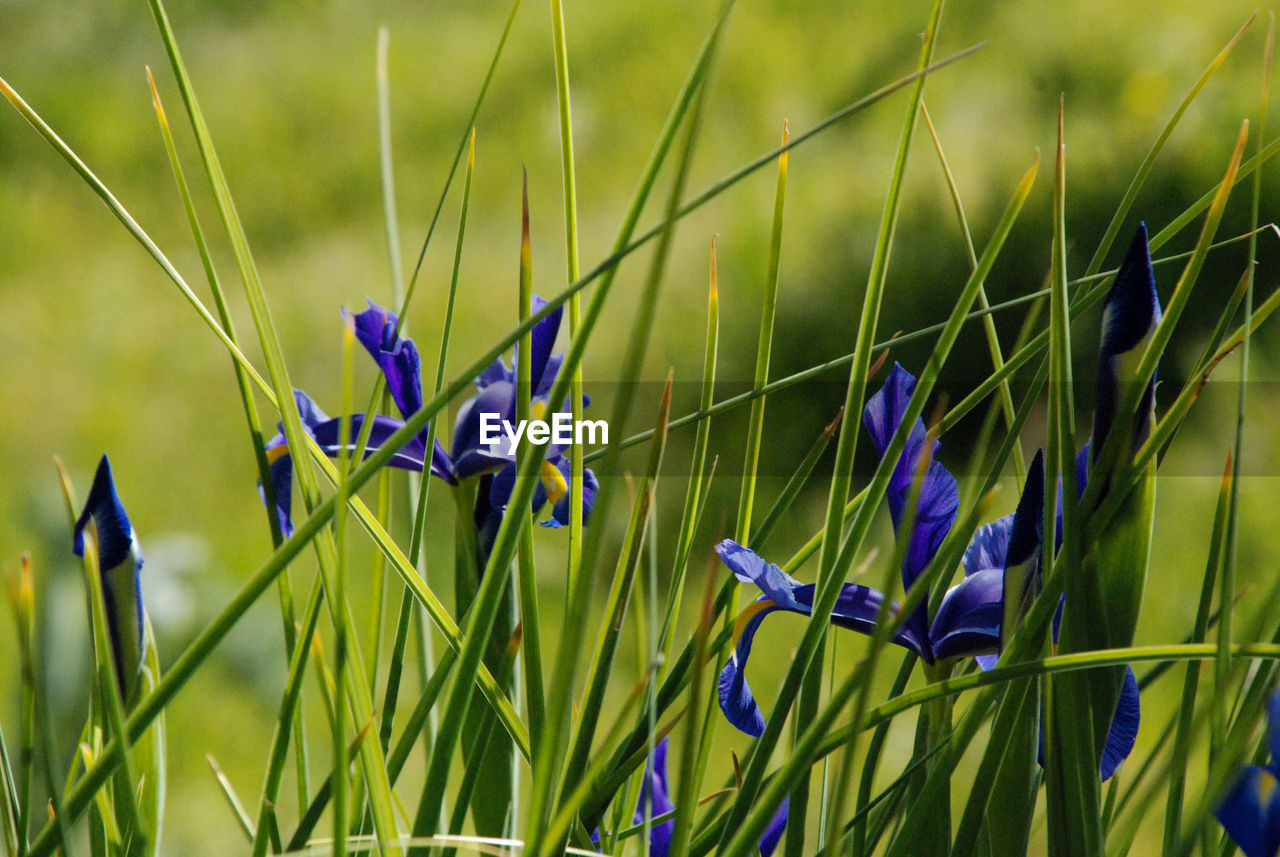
xmin=73 ymin=455 xmax=145 ymax=702
xmin=1216 ymin=691 xmax=1280 ymax=857
xmin=1093 ymin=221 xmax=1162 ymax=465
xmin=717 ymin=365 xmax=1139 ymax=779
xmin=263 ymin=298 xmax=596 ymax=535
xmin=595 ymin=737 xmax=788 ymax=857
xmin=716 ymin=364 xmax=995 ymax=735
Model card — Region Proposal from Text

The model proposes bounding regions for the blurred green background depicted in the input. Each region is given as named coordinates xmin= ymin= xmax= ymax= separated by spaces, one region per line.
xmin=3 ymin=0 xmax=1280 ymax=853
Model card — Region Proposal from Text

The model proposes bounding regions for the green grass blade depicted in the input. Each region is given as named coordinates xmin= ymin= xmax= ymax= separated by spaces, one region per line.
xmin=786 ymin=4 xmax=948 ymax=848
xmin=659 ymin=246 xmax=720 ymax=674
xmin=206 ymin=756 xmax=255 ymax=843
xmin=749 ymin=408 xmax=842 ymax=551
xmin=1216 ymin=9 xmax=1274 ymax=782
xmin=515 ymin=171 xmax=547 ymax=761
xmin=549 ymin=0 xmax=588 ymax=615
xmin=145 ymin=69 xmax=285 ymax=552
xmin=377 ymin=26 xmax=406 ymax=304
xmin=0 ymin=717 xmax=20 ymax=857
xmin=250 ymin=579 xmax=325 ymax=857
xmin=55 ymin=463 xmax=149 ymax=857
xmin=560 ymin=379 xmax=673 ymax=811
xmin=921 ymin=100 xmax=1025 ymax=481
xmin=11 ymin=555 xmax=35 ymax=856
xmin=1162 ymin=452 xmax=1234 ymax=851
xmin=724 ymin=142 xmax=1038 ymax=857
xmin=735 ymin=121 xmax=789 ymax=543
xmin=524 ymin=8 xmax=730 ymax=852
xmin=1043 ymin=101 xmax=1100 ymax=857
xmin=146 ymin=0 xmax=326 ymax=532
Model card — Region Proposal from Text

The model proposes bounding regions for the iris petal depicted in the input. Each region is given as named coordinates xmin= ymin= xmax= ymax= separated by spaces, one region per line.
xmin=718 ymin=599 xmax=779 ymax=736
xmin=309 ymin=414 xmax=436 ymax=472
xmin=1217 ymin=691 xmax=1280 ymax=857
xmin=715 ymin=540 xmax=807 ymax=612
xmin=758 ymin=797 xmax=790 ymax=857
xmin=634 ymin=738 xmax=676 ymax=857
xmin=792 ymin=582 xmax=922 ymax=652
xmin=929 ymin=568 xmax=1003 ymax=661
xmin=1216 ymin=765 xmax=1280 ymax=857
xmin=262 ymin=392 xmax=453 ymax=535
xmin=716 ymin=561 xmax=923 ymax=737
xmin=450 ymin=382 xmax=517 ymax=479
xmin=1099 ymin=667 xmax=1141 ymax=781
xmin=344 ymin=300 xmax=425 ymax=422
xmin=1268 ymin=691 xmax=1280 ymax=766
xmin=962 ymin=515 xmax=1013 ymax=577
xmin=72 ymin=455 xmax=145 ymax=701
xmin=73 ymin=455 xmax=137 ymax=572
xmin=862 ymin=363 xmax=959 ymax=657
xmin=1093 ymin=223 xmax=1162 ymax=458
xmin=476 ymin=357 xmax=511 ymax=389
xmin=1003 ymin=450 xmax=1046 ymax=646
xmin=538 ymin=459 xmax=598 ymax=528
xmin=525 ymin=295 xmax=563 ymax=394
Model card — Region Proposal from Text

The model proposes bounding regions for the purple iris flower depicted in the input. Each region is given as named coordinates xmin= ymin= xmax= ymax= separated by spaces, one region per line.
xmin=717 ymin=365 xmax=1139 ymax=779
xmin=263 ymin=298 xmax=595 ymax=535
xmin=1216 ymin=691 xmax=1280 ymax=857
xmin=593 ymin=737 xmax=788 ymax=857
xmin=1093 ymin=222 xmax=1162 ymax=464
xmin=72 ymin=455 xmax=146 ymax=702
xmin=716 ymin=364 xmax=991 ymax=735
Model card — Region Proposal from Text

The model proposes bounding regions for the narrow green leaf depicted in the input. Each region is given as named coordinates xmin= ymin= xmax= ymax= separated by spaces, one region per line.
xmin=1162 ymin=451 xmax=1234 ymax=851
xmin=561 ymin=378 xmax=674 ymax=815
xmin=206 ymin=756 xmax=254 ymax=843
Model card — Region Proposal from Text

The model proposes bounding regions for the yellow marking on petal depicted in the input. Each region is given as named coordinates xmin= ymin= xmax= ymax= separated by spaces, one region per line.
xmin=733 ymin=599 xmax=778 ymax=646
xmin=532 ymin=400 xmax=547 ymax=421
xmin=1257 ymin=769 xmax=1278 ymax=805
xmin=265 ymin=444 xmax=291 ymax=464
xmin=540 ymin=459 xmax=568 ymax=507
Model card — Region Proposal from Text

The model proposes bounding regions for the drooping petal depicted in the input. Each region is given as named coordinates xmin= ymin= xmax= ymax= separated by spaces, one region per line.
xmin=262 ymin=391 xmax=331 ymax=537
xmin=1099 ymin=667 xmax=1141 ymax=781
xmin=1093 ymin=223 xmax=1162 ymax=462
xmin=450 ymin=382 xmax=518 ymax=480
xmin=717 ymin=565 xmax=922 ymax=737
xmin=1217 ymin=761 xmax=1280 ymax=857
xmin=1032 ymin=663 xmax=1140 ymax=782
xmin=266 ymin=451 xmax=296 ymax=538
xmin=538 ymin=461 xmax=598 ymax=528
xmin=262 ymin=391 xmax=455 ymax=535
xmin=308 ymin=414 xmax=440 ymax=474
xmin=718 ymin=598 xmax=780 ymax=736
xmin=1267 ymin=689 xmax=1280 ymax=765
xmin=794 ymin=582 xmax=923 ymax=651
xmin=758 ymin=797 xmax=790 ymax=857
xmin=73 ymin=455 xmax=145 ymax=701
xmin=929 ymin=568 xmax=1003 ymax=662
xmin=633 ymin=738 xmax=676 ymax=857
